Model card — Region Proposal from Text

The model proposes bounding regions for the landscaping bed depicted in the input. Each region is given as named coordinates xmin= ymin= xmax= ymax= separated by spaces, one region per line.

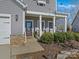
xmin=33 ymin=32 xmax=79 ymax=59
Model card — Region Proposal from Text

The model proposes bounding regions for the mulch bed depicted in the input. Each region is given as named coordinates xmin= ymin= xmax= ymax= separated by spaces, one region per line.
xmin=33 ymin=40 xmax=79 ymax=59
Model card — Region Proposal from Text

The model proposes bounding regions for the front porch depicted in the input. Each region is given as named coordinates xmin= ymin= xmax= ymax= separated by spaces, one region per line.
xmin=25 ymin=11 xmax=67 ymax=37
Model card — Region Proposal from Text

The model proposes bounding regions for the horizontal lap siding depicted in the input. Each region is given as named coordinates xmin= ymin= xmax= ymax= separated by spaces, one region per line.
xmin=24 ymin=0 xmax=56 ymax=13
xmin=0 ymin=0 xmax=24 ymax=35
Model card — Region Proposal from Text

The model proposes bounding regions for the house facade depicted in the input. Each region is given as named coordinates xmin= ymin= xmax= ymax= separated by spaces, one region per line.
xmin=72 ymin=10 xmax=79 ymax=32
xmin=24 ymin=0 xmax=68 ymax=37
xmin=0 ymin=0 xmax=68 ymax=37
xmin=0 ymin=0 xmax=68 ymax=59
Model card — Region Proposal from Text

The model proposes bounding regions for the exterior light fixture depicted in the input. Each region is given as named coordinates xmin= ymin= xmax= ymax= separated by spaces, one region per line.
xmin=15 ymin=15 xmax=18 ymax=21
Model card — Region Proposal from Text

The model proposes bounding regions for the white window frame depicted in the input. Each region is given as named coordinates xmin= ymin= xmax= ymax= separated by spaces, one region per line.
xmin=37 ymin=0 xmax=46 ymax=6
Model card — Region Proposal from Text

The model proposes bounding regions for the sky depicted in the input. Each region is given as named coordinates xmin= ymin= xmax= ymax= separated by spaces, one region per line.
xmin=57 ymin=0 xmax=79 ymax=5
xmin=57 ymin=0 xmax=79 ymax=24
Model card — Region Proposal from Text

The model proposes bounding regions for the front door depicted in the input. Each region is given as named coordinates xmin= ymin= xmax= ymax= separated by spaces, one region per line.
xmin=25 ymin=21 xmax=32 ymax=36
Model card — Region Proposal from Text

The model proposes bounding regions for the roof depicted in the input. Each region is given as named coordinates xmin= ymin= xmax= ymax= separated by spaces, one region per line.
xmin=71 ymin=10 xmax=79 ymax=25
xmin=16 ymin=0 xmax=27 ymax=10
xmin=55 ymin=11 xmax=69 ymax=16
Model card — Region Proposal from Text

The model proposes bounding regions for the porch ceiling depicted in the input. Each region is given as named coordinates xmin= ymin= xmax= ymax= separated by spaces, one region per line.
xmin=26 ymin=11 xmax=54 ymax=18
xmin=26 ymin=11 xmax=68 ymax=18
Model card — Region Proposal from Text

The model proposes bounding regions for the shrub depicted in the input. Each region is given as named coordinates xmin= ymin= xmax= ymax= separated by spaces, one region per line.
xmin=40 ymin=32 xmax=79 ymax=44
xmin=40 ymin=32 xmax=54 ymax=44
xmin=74 ymin=33 xmax=79 ymax=41
xmin=54 ymin=32 xmax=66 ymax=43
xmin=65 ymin=32 xmax=75 ymax=41
xmin=34 ymin=31 xmax=37 ymax=38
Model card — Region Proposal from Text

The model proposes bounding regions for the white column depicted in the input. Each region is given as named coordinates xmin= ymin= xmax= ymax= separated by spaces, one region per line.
xmin=23 ymin=11 xmax=27 ymax=43
xmin=39 ymin=15 xmax=42 ymax=37
xmin=65 ymin=16 xmax=67 ymax=32
xmin=23 ymin=11 xmax=25 ymax=34
xmin=53 ymin=16 xmax=56 ymax=32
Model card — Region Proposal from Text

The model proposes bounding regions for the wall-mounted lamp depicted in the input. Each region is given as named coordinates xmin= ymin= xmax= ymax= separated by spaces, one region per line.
xmin=15 ymin=15 xmax=18 ymax=21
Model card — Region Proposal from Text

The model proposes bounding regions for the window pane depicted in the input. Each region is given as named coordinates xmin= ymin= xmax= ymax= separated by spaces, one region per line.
xmin=49 ymin=22 xmax=53 ymax=28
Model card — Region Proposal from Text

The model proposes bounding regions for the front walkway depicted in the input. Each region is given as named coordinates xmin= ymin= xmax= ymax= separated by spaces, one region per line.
xmin=10 ymin=35 xmax=44 ymax=59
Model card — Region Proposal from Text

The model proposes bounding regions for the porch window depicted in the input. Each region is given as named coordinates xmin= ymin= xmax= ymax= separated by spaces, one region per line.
xmin=42 ymin=21 xmax=45 ymax=31
xmin=49 ymin=22 xmax=53 ymax=28
xmin=48 ymin=21 xmax=53 ymax=32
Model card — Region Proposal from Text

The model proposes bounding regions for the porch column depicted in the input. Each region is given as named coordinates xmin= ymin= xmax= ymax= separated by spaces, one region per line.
xmin=65 ymin=16 xmax=67 ymax=32
xmin=23 ymin=11 xmax=25 ymax=34
xmin=39 ymin=15 xmax=42 ymax=37
xmin=53 ymin=16 xmax=56 ymax=32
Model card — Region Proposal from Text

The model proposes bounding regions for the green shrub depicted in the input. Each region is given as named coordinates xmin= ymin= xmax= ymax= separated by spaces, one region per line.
xmin=40 ymin=32 xmax=54 ymax=44
xmin=54 ymin=32 xmax=66 ymax=43
xmin=74 ymin=33 xmax=79 ymax=41
xmin=40 ymin=32 xmax=79 ymax=44
xmin=65 ymin=32 xmax=75 ymax=41
xmin=34 ymin=31 xmax=37 ymax=38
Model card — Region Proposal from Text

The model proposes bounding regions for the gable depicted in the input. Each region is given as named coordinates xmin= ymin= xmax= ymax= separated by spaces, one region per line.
xmin=16 ymin=0 xmax=27 ymax=9
xmin=72 ymin=10 xmax=79 ymax=25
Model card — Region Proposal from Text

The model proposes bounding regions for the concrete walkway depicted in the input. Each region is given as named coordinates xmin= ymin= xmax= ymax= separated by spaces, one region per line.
xmin=11 ymin=38 xmax=44 ymax=55
xmin=0 ymin=44 xmax=10 ymax=59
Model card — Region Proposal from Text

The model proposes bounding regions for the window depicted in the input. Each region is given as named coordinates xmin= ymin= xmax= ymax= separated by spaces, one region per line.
xmin=46 ymin=0 xmax=49 ymax=3
xmin=42 ymin=21 xmax=45 ymax=31
xmin=37 ymin=0 xmax=46 ymax=6
xmin=37 ymin=3 xmax=45 ymax=6
xmin=48 ymin=21 xmax=53 ymax=28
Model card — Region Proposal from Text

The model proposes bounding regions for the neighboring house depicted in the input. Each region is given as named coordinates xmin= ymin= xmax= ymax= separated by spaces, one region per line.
xmin=72 ymin=10 xmax=79 ymax=32
xmin=0 ymin=0 xmax=68 ymax=59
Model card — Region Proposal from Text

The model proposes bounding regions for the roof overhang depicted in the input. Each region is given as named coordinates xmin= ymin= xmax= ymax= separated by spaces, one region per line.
xmin=16 ymin=0 xmax=27 ymax=9
xmin=26 ymin=11 xmax=68 ymax=18
xmin=55 ymin=12 xmax=69 ymax=17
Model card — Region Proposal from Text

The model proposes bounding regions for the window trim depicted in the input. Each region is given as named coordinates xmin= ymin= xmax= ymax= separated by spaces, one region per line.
xmin=37 ymin=0 xmax=46 ymax=6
